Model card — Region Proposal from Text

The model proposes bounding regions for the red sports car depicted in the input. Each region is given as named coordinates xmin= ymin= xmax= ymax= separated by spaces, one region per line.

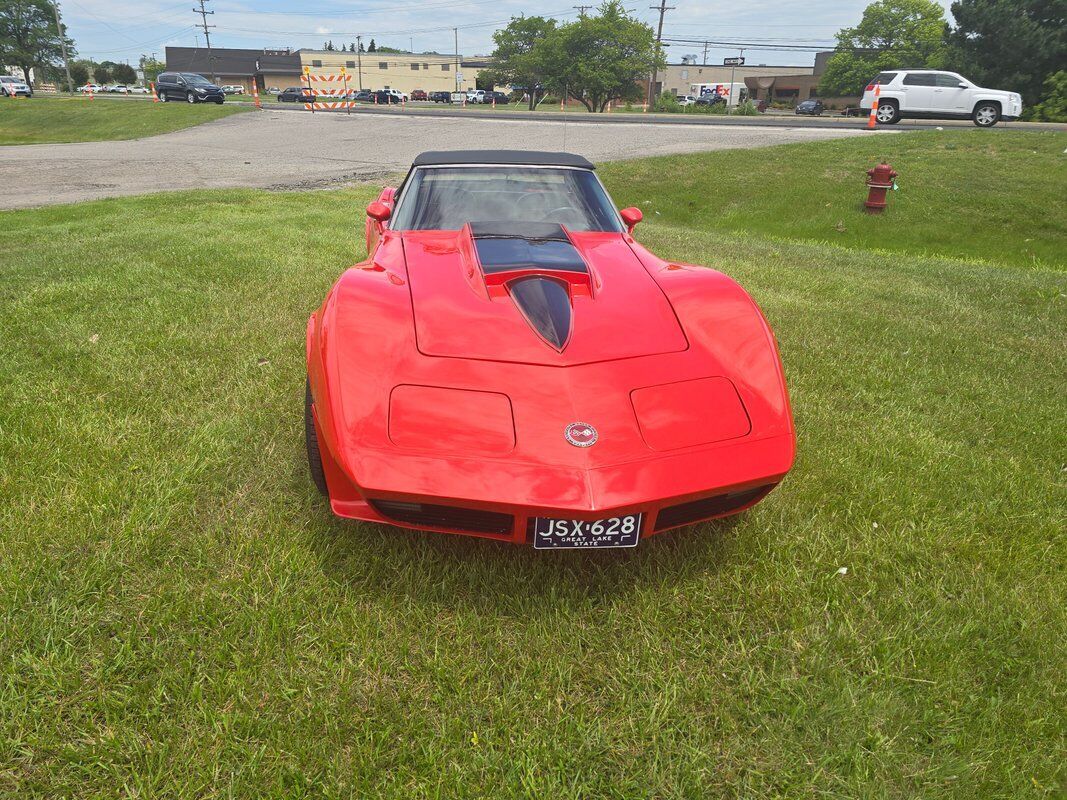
xmin=305 ymin=151 xmax=795 ymax=548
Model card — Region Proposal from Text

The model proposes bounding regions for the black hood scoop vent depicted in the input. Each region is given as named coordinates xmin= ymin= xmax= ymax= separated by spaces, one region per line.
xmin=470 ymin=222 xmax=587 ymax=352
xmin=507 ymin=276 xmax=572 ymax=351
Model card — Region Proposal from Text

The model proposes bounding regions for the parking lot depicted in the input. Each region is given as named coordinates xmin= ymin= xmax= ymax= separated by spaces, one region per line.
xmin=0 ymin=106 xmax=879 ymax=209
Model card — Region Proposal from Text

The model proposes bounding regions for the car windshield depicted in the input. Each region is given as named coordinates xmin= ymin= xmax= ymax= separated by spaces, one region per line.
xmin=182 ymin=74 xmax=212 ymax=85
xmin=391 ymin=166 xmax=624 ymax=232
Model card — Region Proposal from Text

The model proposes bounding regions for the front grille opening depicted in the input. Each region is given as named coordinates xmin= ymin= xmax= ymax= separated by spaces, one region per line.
xmin=369 ymin=500 xmax=514 ymax=535
xmin=654 ymin=485 xmax=774 ymax=531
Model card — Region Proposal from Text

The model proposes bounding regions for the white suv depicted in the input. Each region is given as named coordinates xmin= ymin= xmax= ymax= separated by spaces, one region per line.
xmin=861 ymin=70 xmax=1022 ymax=127
xmin=0 ymin=75 xmax=32 ymax=97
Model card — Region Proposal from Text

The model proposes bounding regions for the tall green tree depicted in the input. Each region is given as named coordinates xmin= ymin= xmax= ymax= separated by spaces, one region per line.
xmin=486 ymin=15 xmax=557 ymax=109
xmin=367 ymin=39 xmax=376 ymax=52
xmin=0 ymin=0 xmax=76 ymax=85
xmin=539 ymin=1 xmax=662 ymax=112
xmin=111 ymin=63 xmax=136 ymax=84
xmin=818 ymin=0 xmax=948 ymax=96
xmin=68 ymin=60 xmax=88 ymax=86
xmin=140 ymin=56 xmax=165 ymax=83
xmin=944 ymin=0 xmax=1066 ymax=106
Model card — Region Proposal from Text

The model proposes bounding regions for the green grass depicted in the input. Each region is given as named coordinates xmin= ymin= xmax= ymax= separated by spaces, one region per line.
xmin=0 ymin=130 xmax=1064 ymax=797
xmin=600 ymin=129 xmax=1067 ymax=270
xmin=0 ymin=95 xmax=248 ymax=145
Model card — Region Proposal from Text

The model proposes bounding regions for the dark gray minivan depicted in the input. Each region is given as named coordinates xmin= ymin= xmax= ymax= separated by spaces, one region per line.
xmin=156 ymin=72 xmax=225 ymax=104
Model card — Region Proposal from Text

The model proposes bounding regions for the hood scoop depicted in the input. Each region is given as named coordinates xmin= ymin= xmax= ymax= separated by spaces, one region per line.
xmin=507 ymin=276 xmax=572 ymax=351
xmin=470 ymin=222 xmax=588 ymax=351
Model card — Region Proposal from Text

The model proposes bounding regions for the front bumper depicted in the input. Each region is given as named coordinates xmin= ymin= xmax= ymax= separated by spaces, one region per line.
xmin=313 ymin=405 xmax=793 ymax=544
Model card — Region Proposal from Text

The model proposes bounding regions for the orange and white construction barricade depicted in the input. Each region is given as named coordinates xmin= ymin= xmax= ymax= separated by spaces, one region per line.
xmin=303 ymin=68 xmax=356 ymax=113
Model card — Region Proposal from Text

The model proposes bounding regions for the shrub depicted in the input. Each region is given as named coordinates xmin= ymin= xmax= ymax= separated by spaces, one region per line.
xmin=654 ymin=91 xmax=680 ymax=113
xmin=733 ymin=100 xmax=758 ymax=116
xmin=1028 ymin=71 xmax=1066 ymax=123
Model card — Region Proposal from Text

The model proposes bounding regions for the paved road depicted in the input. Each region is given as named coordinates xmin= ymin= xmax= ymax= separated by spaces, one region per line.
xmin=0 ymin=108 xmax=881 ymax=209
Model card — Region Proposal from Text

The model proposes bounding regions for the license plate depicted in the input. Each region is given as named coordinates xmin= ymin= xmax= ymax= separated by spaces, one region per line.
xmin=532 ymin=514 xmax=642 ymax=549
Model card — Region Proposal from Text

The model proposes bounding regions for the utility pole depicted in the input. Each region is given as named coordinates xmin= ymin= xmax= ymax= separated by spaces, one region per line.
xmin=356 ymin=35 xmax=363 ymax=90
xmin=573 ymin=4 xmax=592 ymax=16
xmin=51 ymin=0 xmax=74 ymax=94
xmin=454 ymin=27 xmax=459 ymax=92
xmin=702 ymin=41 xmax=709 ymax=64
xmin=193 ymin=0 xmax=217 ymax=83
xmin=646 ymin=0 xmax=673 ymax=107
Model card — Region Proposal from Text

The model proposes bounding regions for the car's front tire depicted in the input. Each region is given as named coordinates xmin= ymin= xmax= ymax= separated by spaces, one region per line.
xmin=973 ymin=101 xmax=1000 ymax=127
xmin=875 ymin=100 xmax=900 ymax=124
xmin=186 ymin=91 xmax=196 ymax=104
xmin=159 ymin=91 xmax=167 ymax=103
xmin=305 ymin=379 xmax=329 ymax=497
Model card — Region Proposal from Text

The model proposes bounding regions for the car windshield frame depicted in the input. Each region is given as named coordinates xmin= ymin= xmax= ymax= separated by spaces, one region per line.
xmin=181 ymin=73 xmax=213 ymax=86
xmin=390 ymin=165 xmax=625 ymax=233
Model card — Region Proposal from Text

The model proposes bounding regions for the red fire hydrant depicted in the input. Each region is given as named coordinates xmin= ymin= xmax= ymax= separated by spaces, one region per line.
xmin=865 ymin=161 xmax=898 ymax=213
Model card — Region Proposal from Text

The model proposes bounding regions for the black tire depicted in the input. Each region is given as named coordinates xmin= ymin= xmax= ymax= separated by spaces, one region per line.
xmin=186 ymin=91 xmax=196 ymax=104
xmin=159 ymin=91 xmax=167 ymax=103
xmin=875 ymin=100 xmax=900 ymax=125
xmin=305 ymin=378 xmax=329 ymax=497
xmin=973 ymin=101 xmax=1000 ymax=127
xmin=214 ymin=98 xmax=224 ymax=105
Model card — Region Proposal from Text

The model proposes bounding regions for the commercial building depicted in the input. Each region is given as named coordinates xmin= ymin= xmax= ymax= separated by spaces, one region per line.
xmin=164 ymin=47 xmax=302 ymax=93
xmin=165 ymin=46 xmax=487 ymax=95
xmin=657 ymin=63 xmax=814 ymax=98
xmin=301 ymin=50 xmax=484 ymax=94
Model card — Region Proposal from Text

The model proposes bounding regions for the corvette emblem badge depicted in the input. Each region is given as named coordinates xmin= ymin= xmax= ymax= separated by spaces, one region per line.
xmin=565 ymin=422 xmax=598 ymax=447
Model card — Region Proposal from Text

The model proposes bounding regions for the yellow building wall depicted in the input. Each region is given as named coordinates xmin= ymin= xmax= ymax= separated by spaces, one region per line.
xmin=299 ymin=51 xmax=481 ymax=93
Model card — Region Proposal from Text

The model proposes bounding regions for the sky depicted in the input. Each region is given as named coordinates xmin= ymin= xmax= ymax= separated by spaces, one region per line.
xmin=60 ymin=0 xmax=955 ymax=68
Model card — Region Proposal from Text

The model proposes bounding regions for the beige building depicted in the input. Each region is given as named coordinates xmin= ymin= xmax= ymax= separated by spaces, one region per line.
xmin=300 ymin=50 xmax=484 ymax=94
xmin=657 ymin=63 xmax=815 ymax=97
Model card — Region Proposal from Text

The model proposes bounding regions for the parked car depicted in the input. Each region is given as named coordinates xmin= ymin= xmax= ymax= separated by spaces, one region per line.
xmin=429 ymin=91 xmax=451 ymax=103
xmin=0 ymin=75 xmax=32 ymax=97
xmin=156 ymin=72 xmax=225 ymax=104
xmin=410 ymin=89 xmax=427 ymax=101
xmin=384 ymin=89 xmax=409 ymax=102
xmin=266 ymin=86 xmax=281 ymax=95
xmin=466 ymin=89 xmax=485 ymax=103
xmin=220 ymin=84 xmax=245 ymax=95
xmin=304 ymin=150 xmax=795 ymax=547
xmin=694 ymin=94 xmax=724 ymax=107
xmin=483 ymin=90 xmax=509 ymax=104
xmin=126 ymin=85 xmax=150 ymax=94
xmin=861 ymin=69 xmax=1022 ymax=127
xmin=677 ymin=95 xmax=699 ymax=107
xmin=277 ymin=86 xmax=314 ymax=103
xmin=77 ymin=83 xmax=103 ymax=94
xmin=795 ymin=99 xmax=824 ymax=116
xmin=371 ymin=90 xmax=402 ymax=104
xmin=349 ymin=89 xmax=374 ymax=102
xmin=450 ymin=91 xmax=469 ymax=104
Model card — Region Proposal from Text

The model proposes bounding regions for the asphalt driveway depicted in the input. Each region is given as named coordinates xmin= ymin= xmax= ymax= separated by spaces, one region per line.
xmin=0 ymin=108 xmax=878 ymax=209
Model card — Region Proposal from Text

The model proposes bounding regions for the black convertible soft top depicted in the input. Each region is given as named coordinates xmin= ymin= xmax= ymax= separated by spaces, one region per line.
xmin=411 ymin=150 xmax=595 ymax=169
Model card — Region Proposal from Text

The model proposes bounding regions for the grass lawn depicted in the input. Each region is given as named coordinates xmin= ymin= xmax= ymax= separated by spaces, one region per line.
xmin=0 ymin=95 xmax=248 ymax=145
xmin=0 ymin=130 xmax=1064 ymax=797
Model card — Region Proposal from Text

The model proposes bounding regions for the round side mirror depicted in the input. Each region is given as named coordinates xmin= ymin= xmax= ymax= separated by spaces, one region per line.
xmin=366 ymin=201 xmax=392 ymax=223
xmin=620 ymin=206 xmax=643 ymax=233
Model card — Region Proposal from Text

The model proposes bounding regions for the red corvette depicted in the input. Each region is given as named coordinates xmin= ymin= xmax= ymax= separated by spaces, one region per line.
xmin=305 ymin=151 xmax=795 ymax=548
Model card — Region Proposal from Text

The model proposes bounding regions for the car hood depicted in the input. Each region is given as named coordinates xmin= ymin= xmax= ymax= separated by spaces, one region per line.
xmin=401 ymin=224 xmax=688 ymax=366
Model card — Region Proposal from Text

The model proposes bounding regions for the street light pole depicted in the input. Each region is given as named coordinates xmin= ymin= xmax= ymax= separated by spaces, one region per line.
xmin=728 ymin=48 xmax=744 ymax=112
